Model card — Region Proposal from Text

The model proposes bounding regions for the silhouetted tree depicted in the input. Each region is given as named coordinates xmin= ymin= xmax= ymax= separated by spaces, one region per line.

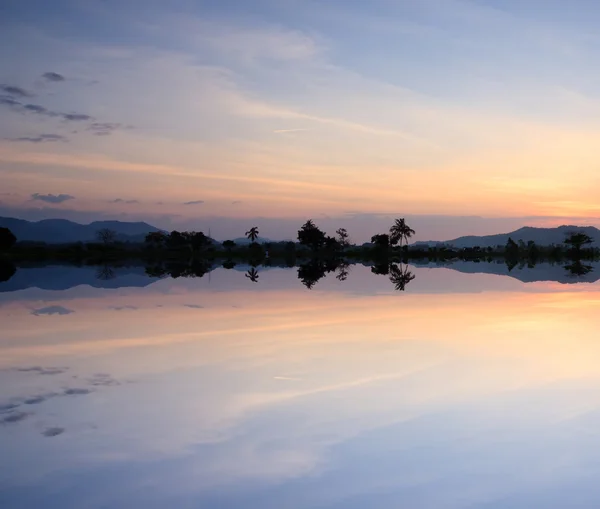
xmin=505 ymin=237 xmax=519 ymax=259
xmin=222 ymin=260 xmax=236 ymax=269
xmin=564 ymin=231 xmax=593 ymax=257
xmin=389 ymin=263 xmax=415 ymax=291
xmin=245 ymin=267 xmax=259 ymax=282
xmin=298 ymin=220 xmax=326 ymax=251
xmin=145 ymin=231 xmax=167 ymax=248
xmin=371 ymin=234 xmax=390 ymax=249
xmin=389 ymin=218 xmax=415 ymax=248
xmin=222 ymin=240 xmax=236 ymax=252
xmin=246 ymin=227 xmax=260 ymax=244
xmin=0 ymin=227 xmax=17 ymax=251
xmin=336 ymin=228 xmax=350 ymax=247
xmin=96 ymin=228 xmax=117 ymax=245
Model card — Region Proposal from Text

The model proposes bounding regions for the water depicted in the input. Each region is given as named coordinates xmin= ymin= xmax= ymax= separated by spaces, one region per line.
xmin=2 ymin=263 xmax=600 ymax=508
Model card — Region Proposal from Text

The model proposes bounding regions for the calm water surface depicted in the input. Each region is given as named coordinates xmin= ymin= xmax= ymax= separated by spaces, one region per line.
xmin=2 ymin=264 xmax=600 ymax=508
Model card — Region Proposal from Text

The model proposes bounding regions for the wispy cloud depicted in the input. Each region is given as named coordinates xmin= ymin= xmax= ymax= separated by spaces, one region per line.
xmin=273 ymin=128 xmax=311 ymax=134
xmin=42 ymin=71 xmax=65 ymax=82
xmin=183 ymin=200 xmax=205 ymax=205
xmin=0 ymin=84 xmax=33 ymax=98
xmin=31 ymin=305 xmax=74 ymax=315
xmin=31 ymin=193 xmax=75 ymax=204
xmin=9 ymin=134 xmax=67 ymax=143
xmin=110 ymin=198 xmax=139 ymax=204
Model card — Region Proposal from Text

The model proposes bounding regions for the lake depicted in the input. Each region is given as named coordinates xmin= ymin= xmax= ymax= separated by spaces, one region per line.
xmin=2 ymin=262 xmax=600 ymax=508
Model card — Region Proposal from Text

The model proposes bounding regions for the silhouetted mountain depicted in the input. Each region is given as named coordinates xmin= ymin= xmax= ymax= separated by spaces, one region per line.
xmin=0 ymin=217 xmax=163 ymax=244
xmin=415 ymin=225 xmax=600 ymax=249
xmin=229 ymin=236 xmax=274 ymax=245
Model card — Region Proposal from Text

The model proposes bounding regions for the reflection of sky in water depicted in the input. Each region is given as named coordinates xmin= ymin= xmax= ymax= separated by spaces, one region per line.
xmin=2 ymin=265 xmax=600 ymax=508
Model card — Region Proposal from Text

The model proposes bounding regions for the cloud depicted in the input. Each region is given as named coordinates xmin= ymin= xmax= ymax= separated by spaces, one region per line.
xmin=42 ymin=72 xmax=65 ymax=82
xmin=31 ymin=194 xmax=75 ymax=204
xmin=9 ymin=134 xmax=67 ymax=143
xmin=17 ymin=366 xmax=67 ymax=375
xmin=42 ymin=427 xmax=65 ymax=437
xmin=183 ymin=200 xmax=205 ymax=205
xmin=273 ymin=128 xmax=310 ymax=134
xmin=109 ymin=305 xmax=138 ymax=310
xmin=88 ymin=122 xmax=126 ymax=136
xmin=184 ymin=304 xmax=204 ymax=309
xmin=110 ymin=198 xmax=139 ymax=204
xmin=23 ymin=103 xmax=52 ymax=115
xmin=63 ymin=113 xmax=93 ymax=121
xmin=31 ymin=305 xmax=75 ymax=315
xmin=0 ymin=84 xmax=33 ymax=98
xmin=231 ymin=200 xmax=242 ymax=204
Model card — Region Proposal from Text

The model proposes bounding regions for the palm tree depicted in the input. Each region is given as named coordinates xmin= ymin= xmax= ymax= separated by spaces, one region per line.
xmin=245 ymin=226 xmax=259 ymax=244
xmin=389 ymin=218 xmax=415 ymax=248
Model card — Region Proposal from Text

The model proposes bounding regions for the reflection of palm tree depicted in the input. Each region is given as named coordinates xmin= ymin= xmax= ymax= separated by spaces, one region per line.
xmin=389 ymin=218 xmax=416 ymax=248
xmin=389 ymin=263 xmax=415 ymax=291
xmin=564 ymin=261 xmax=593 ymax=277
xmin=245 ymin=227 xmax=259 ymax=244
xmin=96 ymin=265 xmax=116 ymax=281
xmin=245 ymin=267 xmax=259 ymax=282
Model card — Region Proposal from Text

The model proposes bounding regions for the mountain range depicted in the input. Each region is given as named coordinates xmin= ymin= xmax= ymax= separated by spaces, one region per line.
xmin=0 ymin=217 xmax=162 ymax=244
xmin=415 ymin=225 xmax=600 ymax=249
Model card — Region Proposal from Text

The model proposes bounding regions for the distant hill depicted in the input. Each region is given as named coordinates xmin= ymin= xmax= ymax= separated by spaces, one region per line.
xmin=0 ymin=217 xmax=163 ymax=244
xmin=415 ymin=225 xmax=600 ymax=249
xmin=229 ymin=236 xmax=274 ymax=245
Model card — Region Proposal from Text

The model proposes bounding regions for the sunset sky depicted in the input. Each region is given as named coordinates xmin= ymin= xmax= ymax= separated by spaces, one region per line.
xmin=2 ymin=0 xmax=600 ymax=241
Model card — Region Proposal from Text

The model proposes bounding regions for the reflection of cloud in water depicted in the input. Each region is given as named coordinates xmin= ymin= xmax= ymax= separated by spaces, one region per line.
xmin=17 ymin=366 xmax=68 ymax=375
xmin=109 ymin=305 xmax=138 ymax=311
xmin=184 ymin=304 xmax=204 ymax=309
xmin=42 ymin=427 xmax=65 ymax=437
xmin=0 ymin=403 xmax=20 ymax=412
xmin=31 ymin=306 xmax=74 ymax=316
xmin=63 ymin=388 xmax=93 ymax=395
xmin=1 ymin=411 xmax=29 ymax=424
xmin=88 ymin=373 xmax=120 ymax=387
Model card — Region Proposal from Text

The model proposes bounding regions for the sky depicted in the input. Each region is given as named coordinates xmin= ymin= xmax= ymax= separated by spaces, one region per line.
xmin=2 ymin=0 xmax=600 ymax=242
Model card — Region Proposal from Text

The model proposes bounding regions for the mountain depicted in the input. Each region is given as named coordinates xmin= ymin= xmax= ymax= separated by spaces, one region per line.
xmin=0 ymin=217 xmax=163 ymax=244
xmin=415 ymin=225 xmax=600 ymax=249
xmin=229 ymin=236 xmax=274 ymax=245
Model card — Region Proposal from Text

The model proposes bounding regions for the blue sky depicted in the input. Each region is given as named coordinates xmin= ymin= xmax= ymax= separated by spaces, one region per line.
xmin=2 ymin=0 xmax=600 ymax=241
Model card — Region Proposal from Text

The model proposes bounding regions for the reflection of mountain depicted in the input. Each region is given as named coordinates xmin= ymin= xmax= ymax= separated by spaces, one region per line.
xmin=0 ymin=265 xmax=160 ymax=292
xmin=431 ymin=260 xmax=600 ymax=284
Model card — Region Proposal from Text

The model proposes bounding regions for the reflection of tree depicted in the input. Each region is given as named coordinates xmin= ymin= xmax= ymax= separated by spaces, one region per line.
xmin=222 ymin=260 xmax=236 ymax=269
xmin=371 ymin=262 xmax=389 ymax=275
xmin=0 ymin=261 xmax=16 ymax=283
xmin=298 ymin=260 xmax=327 ymax=289
xmin=96 ymin=265 xmax=116 ymax=280
xmin=389 ymin=263 xmax=416 ymax=291
xmin=564 ymin=261 xmax=594 ymax=277
xmin=245 ymin=267 xmax=259 ymax=282
xmin=336 ymin=262 xmax=350 ymax=281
